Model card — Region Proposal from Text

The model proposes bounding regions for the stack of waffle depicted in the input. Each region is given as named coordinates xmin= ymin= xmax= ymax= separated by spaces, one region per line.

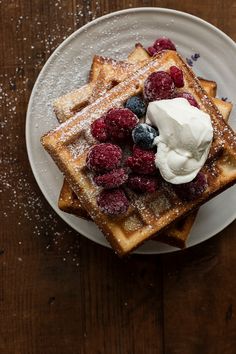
xmin=41 ymin=44 xmax=236 ymax=255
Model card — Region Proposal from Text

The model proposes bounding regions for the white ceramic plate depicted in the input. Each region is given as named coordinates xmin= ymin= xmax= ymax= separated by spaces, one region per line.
xmin=26 ymin=8 xmax=236 ymax=254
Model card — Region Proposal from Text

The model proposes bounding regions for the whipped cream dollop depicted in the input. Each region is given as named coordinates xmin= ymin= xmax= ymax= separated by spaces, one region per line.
xmin=146 ymin=98 xmax=213 ymax=184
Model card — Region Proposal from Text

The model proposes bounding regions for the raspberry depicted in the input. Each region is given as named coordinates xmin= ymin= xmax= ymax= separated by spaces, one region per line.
xmin=105 ymin=108 xmax=139 ymax=142
xmin=144 ymin=71 xmax=175 ymax=102
xmin=86 ymin=143 xmax=122 ymax=173
xmin=127 ymin=174 xmax=158 ymax=193
xmin=91 ymin=116 xmax=108 ymax=142
xmin=126 ymin=146 xmax=156 ymax=175
xmin=147 ymin=46 xmax=157 ymax=56
xmin=93 ymin=168 xmax=128 ymax=189
xmin=176 ymin=92 xmax=199 ymax=108
xmin=132 ymin=123 xmax=158 ymax=150
xmin=147 ymin=37 xmax=176 ymax=56
xmin=173 ymin=172 xmax=208 ymax=201
xmin=97 ymin=188 xmax=129 ymax=215
xmin=153 ymin=37 xmax=176 ymax=51
xmin=169 ymin=66 xmax=184 ymax=88
xmin=125 ymin=96 xmax=146 ymax=118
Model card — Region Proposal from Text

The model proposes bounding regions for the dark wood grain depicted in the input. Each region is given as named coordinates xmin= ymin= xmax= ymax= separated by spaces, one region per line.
xmin=162 ymin=226 xmax=236 ymax=354
xmin=0 ymin=1 xmax=235 ymax=353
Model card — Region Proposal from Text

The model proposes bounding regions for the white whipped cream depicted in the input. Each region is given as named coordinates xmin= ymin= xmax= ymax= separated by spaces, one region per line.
xmin=146 ymin=98 xmax=213 ymax=184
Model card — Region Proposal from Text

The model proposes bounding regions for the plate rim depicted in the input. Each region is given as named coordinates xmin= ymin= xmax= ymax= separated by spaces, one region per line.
xmin=26 ymin=7 xmax=236 ymax=255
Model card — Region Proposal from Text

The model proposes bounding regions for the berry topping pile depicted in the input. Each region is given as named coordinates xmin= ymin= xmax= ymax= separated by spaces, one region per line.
xmin=173 ymin=172 xmax=208 ymax=201
xmin=86 ymin=143 xmax=129 ymax=214
xmin=97 ymin=189 xmax=129 ymax=216
xmin=132 ymin=123 xmax=158 ymax=150
xmin=144 ymin=71 xmax=175 ymax=102
xmin=127 ymin=174 xmax=159 ymax=193
xmin=176 ymin=92 xmax=199 ymax=108
xmin=85 ymin=36 xmax=208 ymax=215
xmin=169 ymin=66 xmax=184 ymax=88
xmin=93 ymin=168 xmax=128 ymax=189
xmin=126 ymin=146 xmax=156 ymax=175
xmin=147 ymin=37 xmax=176 ymax=56
xmin=91 ymin=108 xmax=138 ymax=143
xmin=86 ymin=143 xmax=122 ymax=173
xmin=124 ymin=96 xmax=147 ymax=118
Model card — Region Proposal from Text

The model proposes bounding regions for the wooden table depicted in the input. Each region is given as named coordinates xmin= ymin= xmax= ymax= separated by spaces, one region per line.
xmin=1 ymin=1 xmax=236 ymax=353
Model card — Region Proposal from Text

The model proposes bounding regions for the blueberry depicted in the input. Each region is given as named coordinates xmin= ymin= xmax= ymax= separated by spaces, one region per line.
xmin=125 ymin=96 xmax=146 ymax=118
xmin=132 ymin=123 xmax=158 ymax=150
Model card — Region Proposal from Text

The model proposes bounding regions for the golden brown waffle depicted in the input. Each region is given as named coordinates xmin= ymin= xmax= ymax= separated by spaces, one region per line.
xmin=54 ymin=45 xmax=149 ymax=123
xmin=57 ymin=95 xmax=232 ymax=248
xmin=58 ymin=179 xmax=90 ymax=219
xmin=54 ymin=54 xmax=146 ymax=123
xmin=57 ymin=90 xmax=232 ymax=211
xmin=42 ymin=50 xmax=236 ymax=255
xmin=56 ymin=46 xmax=232 ymax=249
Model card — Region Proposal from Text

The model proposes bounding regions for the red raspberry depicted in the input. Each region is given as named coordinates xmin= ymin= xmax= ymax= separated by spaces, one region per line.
xmin=86 ymin=143 xmax=122 ymax=173
xmin=169 ymin=66 xmax=184 ymax=88
xmin=147 ymin=46 xmax=157 ymax=56
xmin=144 ymin=71 xmax=175 ymax=102
xmin=127 ymin=174 xmax=158 ymax=193
xmin=126 ymin=146 xmax=156 ymax=175
xmin=91 ymin=116 xmax=108 ymax=142
xmin=105 ymin=108 xmax=139 ymax=142
xmin=147 ymin=37 xmax=176 ymax=56
xmin=173 ymin=172 xmax=208 ymax=201
xmin=93 ymin=168 xmax=128 ymax=189
xmin=176 ymin=92 xmax=199 ymax=108
xmin=97 ymin=188 xmax=129 ymax=215
xmin=153 ymin=37 xmax=176 ymax=51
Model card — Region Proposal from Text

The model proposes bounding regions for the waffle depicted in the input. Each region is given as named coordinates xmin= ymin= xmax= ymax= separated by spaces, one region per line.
xmin=42 ymin=50 xmax=236 ymax=255
xmin=54 ymin=48 xmax=147 ymax=123
xmin=57 ymin=94 xmax=232 ymax=249
xmin=56 ymin=47 xmax=232 ymax=249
